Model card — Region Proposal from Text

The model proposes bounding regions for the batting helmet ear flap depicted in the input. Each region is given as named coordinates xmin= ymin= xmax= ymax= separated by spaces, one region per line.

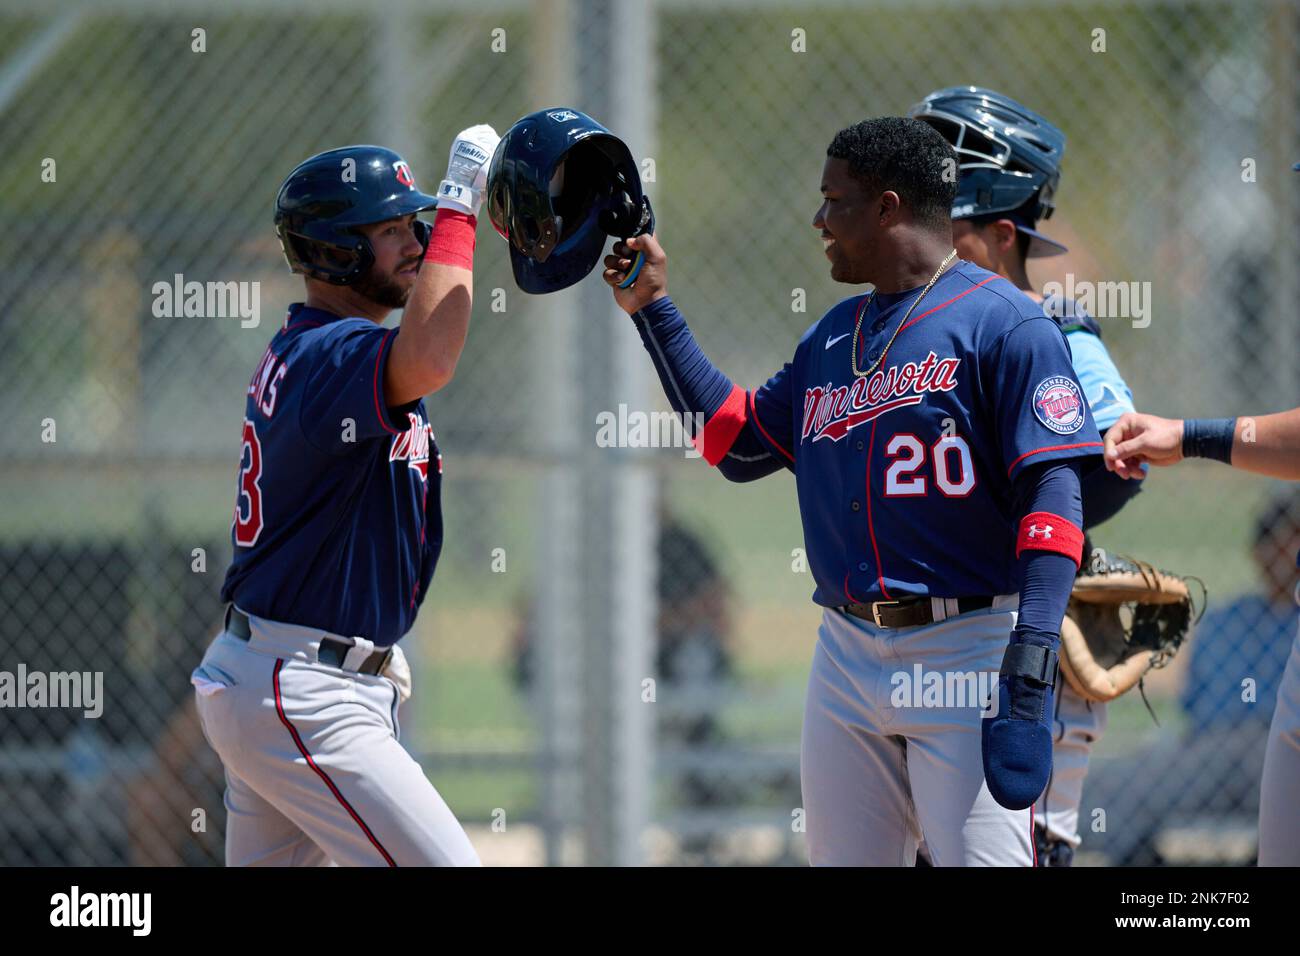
xmin=413 ymin=218 xmax=432 ymax=257
xmin=278 ymin=224 xmax=374 ymax=285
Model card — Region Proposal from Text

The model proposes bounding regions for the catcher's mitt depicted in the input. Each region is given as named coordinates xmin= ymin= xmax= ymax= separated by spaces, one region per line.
xmin=1058 ymin=550 xmax=1204 ymax=704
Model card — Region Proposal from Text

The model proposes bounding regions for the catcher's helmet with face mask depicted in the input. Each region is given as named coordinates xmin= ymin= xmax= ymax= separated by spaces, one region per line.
xmin=485 ymin=108 xmax=654 ymax=294
xmin=909 ymin=87 xmax=1067 ymax=258
xmin=275 ymin=145 xmax=439 ymax=285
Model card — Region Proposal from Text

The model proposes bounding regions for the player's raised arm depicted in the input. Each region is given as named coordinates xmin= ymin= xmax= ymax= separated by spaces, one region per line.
xmin=603 ymin=233 xmax=797 ymax=481
xmin=1105 ymin=408 xmax=1300 ymax=481
xmin=385 ymin=125 xmax=501 ymax=406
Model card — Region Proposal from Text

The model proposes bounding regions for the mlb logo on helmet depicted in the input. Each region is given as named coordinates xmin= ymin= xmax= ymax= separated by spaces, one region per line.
xmin=1032 ymin=376 xmax=1085 ymax=435
xmin=392 ymin=161 xmax=416 ymax=189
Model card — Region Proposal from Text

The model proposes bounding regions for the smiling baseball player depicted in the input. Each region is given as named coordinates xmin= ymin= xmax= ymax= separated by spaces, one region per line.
xmin=911 ymin=87 xmax=1142 ymax=866
xmin=600 ymin=117 xmax=1103 ymax=865
xmin=190 ymin=127 xmax=499 ymax=866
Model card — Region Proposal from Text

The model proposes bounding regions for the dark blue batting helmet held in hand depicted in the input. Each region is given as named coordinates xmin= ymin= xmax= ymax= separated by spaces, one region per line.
xmin=275 ymin=145 xmax=440 ymax=285
xmin=485 ymin=108 xmax=654 ymax=294
xmin=910 ymin=87 xmax=1068 ymax=257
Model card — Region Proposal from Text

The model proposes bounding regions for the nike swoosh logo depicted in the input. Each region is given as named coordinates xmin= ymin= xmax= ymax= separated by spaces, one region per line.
xmin=825 ymin=332 xmax=851 ymax=350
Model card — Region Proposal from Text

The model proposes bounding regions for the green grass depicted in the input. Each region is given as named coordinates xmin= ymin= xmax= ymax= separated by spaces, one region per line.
xmin=426 ymin=768 xmax=538 ymax=825
xmin=414 ymin=661 xmax=534 ymax=742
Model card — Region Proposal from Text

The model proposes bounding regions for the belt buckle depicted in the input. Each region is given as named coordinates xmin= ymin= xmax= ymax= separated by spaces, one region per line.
xmin=871 ymin=600 xmax=902 ymax=628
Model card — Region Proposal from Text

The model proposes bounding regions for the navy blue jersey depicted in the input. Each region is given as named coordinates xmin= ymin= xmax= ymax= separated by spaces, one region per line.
xmin=738 ymin=261 xmax=1101 ymax=606
xmin=219 ymin=304 xmax=443 ymax=646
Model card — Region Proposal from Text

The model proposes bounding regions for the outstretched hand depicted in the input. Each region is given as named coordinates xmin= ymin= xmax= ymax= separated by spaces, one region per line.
xmin=1103 ymin=412 xmax=1183 ymax=479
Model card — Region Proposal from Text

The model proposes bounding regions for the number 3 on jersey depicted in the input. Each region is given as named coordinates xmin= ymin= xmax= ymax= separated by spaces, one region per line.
xmin=234 ymin=418 xmax=265 ymax=546
xmin=884 ymin=433 xmax=975 ymax=497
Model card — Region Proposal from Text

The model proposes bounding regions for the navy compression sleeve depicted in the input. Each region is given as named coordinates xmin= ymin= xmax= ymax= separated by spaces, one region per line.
xmin=1011 ymin=460 xmax=1084 ymax=650
xmin=631 ymin=296 xmax=783 ymax=481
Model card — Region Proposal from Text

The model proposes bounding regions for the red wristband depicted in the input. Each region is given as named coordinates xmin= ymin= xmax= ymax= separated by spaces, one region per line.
xmin=695 ymin=384 xmax=748 ymax=465
xmin=1016 ymin=511 xmax=1085 ymax=567
xmin=424 ymin=208 xmax=476 ymax=269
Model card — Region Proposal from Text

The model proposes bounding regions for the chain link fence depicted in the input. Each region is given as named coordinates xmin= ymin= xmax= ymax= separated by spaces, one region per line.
xmin=0 ymin=0 xmax=1296 ymax=865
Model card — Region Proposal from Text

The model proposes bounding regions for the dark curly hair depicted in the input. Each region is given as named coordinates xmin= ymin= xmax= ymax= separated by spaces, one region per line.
xmin=827 ymin=117 xmax=957 ymax=228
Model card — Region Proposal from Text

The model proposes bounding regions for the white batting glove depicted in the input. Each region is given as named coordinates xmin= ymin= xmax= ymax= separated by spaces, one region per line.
xmin=436 ymin=124 xmax=500 ymax=218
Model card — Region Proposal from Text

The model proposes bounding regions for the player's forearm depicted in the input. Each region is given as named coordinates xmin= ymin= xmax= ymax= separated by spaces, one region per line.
xmin=402 ymin=262 xmax=472 ymax=387
xmin=629 ymin=296 xmax=788 ymax=479
xmin=1224 ymin=409 xmax=1300 ymax=479
xmin=390 ymin=210 xmax=476 ymax=399
xmin=632 ymin=296 xmax=735 ymax=415
xmin=631 ymin=296 xmax=746 ymax=464
xmin=1011 ymin=461 xmax=1085 ymax=649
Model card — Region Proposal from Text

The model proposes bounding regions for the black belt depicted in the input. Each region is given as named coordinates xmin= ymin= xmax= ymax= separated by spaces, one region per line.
xmin=224 ymin=606 xmax=392 ymax=676
xmin=840 ymin=595 xmax=994 ymax=629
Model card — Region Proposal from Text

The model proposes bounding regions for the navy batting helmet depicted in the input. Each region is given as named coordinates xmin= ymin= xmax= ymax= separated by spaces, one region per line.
xmin=909 ymin=87 xmax=1067 ymax=257
xmin=485 ymin=108 xmax=653 ymax=294
xmin=275 ymin=145 xmax=439 ymax=285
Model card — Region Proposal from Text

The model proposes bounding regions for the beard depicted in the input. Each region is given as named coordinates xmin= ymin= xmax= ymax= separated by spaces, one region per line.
xmin=354 ymin=262 xmax=415 ymax=309
xmin=830 ymin=237 xmax=875 ymax=285
xmin=829 ymin=248 xmax=860 ymax=284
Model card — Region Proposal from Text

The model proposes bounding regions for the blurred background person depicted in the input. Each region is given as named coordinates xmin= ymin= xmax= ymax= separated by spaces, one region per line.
xmin=1080 ymin=490 xmax=1300 ymax=865
xmin=511 ymin=504 xmax=800 ymax=863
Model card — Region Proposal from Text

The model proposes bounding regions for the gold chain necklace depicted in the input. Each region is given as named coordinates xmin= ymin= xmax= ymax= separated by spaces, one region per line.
xmin=851 ymin=249 xmax=958 ymax=378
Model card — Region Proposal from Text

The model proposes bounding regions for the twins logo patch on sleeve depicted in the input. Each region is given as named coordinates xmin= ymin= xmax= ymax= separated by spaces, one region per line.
xmin=1032 ymin=376 xmax=1086 ymax=435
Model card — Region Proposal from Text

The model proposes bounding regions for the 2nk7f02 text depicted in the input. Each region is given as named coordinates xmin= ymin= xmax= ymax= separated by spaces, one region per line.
xmin=1121 ymin=892 xmax=1250 ymax=907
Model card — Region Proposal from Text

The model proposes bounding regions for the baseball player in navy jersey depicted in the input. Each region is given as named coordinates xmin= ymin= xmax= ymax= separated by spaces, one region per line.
xmin=190 ymin=126 xmax=499 ymax=866
xmin=1107 ymin=404 xmax=1300 ymax=865
xmin=911 ymin=87 xmax=1141 ymax=866
xmin=602 ymin=116 xmax=1104 ymax=866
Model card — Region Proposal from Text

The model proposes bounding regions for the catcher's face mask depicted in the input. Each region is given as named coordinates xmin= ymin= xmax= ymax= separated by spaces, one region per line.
xmin=909 ymin=86 xmax=1068 ymax=258
xmin=485 ymin=108 xmax=654 ymax=294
